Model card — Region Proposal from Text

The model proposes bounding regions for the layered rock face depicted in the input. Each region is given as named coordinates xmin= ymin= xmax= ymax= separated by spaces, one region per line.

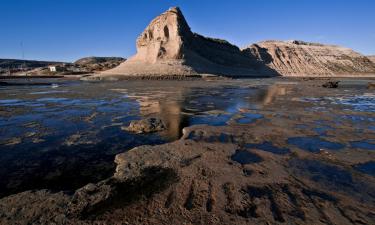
xmin=102 ymin=8 xmax=375 ymax=78
xmin=244 ymin=40 xmax=375 ymax=76
xmin=102 ymin=7 xmax=277 ymax=77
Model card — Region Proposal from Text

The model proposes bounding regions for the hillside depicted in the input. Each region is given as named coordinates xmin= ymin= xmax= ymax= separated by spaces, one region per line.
xmin=0 ymin=59 xmax=64 ymax=69
xmin=244 ymin=40 xmax=375 ymax=76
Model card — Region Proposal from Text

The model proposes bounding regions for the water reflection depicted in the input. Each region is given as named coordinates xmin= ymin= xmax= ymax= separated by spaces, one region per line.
xmin=124 ymin=84 xmax=292 ymax=140
xmin=0 ymin=80 xmax=372 ymax=199
xmin=0 ymin=81 xmax=290 ymax=197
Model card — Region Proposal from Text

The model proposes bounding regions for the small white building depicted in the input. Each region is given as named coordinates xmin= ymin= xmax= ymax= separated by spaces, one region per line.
xmin=49 ymin=65 xmax=65 ymax=72
xmin=49 ymin=66 xmax=57 ymax=72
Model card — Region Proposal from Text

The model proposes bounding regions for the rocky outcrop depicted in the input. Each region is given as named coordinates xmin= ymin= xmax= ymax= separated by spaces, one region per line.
xmin=368 ymin=55 xmax=375 ymax=64
xmin=322 ymin=81 xmax=339 ymax=88
xmin=101 ymin=7 xmax=277 ymax=78
xmin=73 ymin=57 xmax=125 ymax=72
xmin=74 ymin=57 xmax=125 ymax=65
xmin=122 ymin=118 xmax=166 ymax=133
xmin=244 ymin=40 xmax=375 ymax=76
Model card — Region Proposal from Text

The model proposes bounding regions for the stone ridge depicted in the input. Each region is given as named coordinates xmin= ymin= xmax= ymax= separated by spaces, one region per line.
xmin=74 ymin=57 xmax=125 ymax=65
xmin=100 ymin=7 xmax=375 ymax=78
xmin=257 ymin=40 xmax=328 ymax=47
xmin=101 ymin=7 xmax=278 ymax=77
xmin=244 ymin=40 xmax=375 ymax=76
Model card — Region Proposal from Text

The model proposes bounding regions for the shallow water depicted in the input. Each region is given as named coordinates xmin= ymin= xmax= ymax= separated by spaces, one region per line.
xmin=287 ymin=137 xmax=345 ymax=153
xmin=245 ymin=142 xmax=290 ymax=155
xmin=354 ymin=161 xmax=375 ymax=176
xmin=0 ymin=78 xmax=374 ymax=197
xmin=231 ymin=150 xmax=263 ymax=164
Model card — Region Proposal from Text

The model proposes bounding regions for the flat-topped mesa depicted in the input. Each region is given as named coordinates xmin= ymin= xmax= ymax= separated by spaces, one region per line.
xmin=102 ymin=7 xmax=277 ymax=77
xmin=244 ymin=40 xmax=375 ymax=76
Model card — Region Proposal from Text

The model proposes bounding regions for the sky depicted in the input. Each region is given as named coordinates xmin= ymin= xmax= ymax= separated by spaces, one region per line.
xmin=1 ymin=0 xmax=374 ymax=62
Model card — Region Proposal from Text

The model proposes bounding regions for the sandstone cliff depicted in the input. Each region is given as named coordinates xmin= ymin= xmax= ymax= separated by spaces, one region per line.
xmin=102 ymin=7 xmax=277 ymax=77
xmin=244 ymin=40 xmax=375 ymax=76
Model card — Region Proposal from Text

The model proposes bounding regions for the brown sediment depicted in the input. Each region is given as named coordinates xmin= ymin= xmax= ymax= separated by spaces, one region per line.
xmin=0 ymin=78 xmax=375 ymax=224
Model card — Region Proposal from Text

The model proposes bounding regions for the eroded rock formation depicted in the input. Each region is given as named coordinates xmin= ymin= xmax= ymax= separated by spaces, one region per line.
xmin=244 ymin=40 xmax=375 ymax=76
xmin=101 ymin=7 xmax=277 ymax=77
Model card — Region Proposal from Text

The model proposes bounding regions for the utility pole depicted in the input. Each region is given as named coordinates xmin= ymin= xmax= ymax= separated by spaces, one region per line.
xmin=20 ymin=41 xmax=27 ymax=75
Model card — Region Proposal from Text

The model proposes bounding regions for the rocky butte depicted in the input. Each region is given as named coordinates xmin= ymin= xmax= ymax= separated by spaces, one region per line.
xmin=99 ymin=7 xmax=278 ymax=78
xmin=96 ymin=7 xmax=375 ymax=79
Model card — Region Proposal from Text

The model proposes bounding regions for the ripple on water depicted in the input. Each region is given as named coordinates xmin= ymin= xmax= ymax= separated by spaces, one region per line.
xmin=300 ymin=94 xmax=375 ymax=112
xmin=0 ymin=99 xmax=39 ymax=107
xmin=36 ymin=97 xmax=69 ymax=103
xmin=189 ymin=114 xmax=232 ymax=126
xmin=341 ymin=115 xmax=375 ymax=123
xmin=287 ymin=137 xmax=345 ymax=153
xmin=245 ymin=142 xmax=290 ymax=155
xmin=231 ymin=150 xmax=263 ymax=165
xmin=29 ymin=90 xmax=68 ymax=95
xmin=353 ymin=161 xmax=375 ymax=177
xmin=328 ymin=94 xmax=375 ymax=112
xmin=350 ymin=141 xmax=375 ymax=150
xmin=236 ymin=113 xmax=263 ymax=124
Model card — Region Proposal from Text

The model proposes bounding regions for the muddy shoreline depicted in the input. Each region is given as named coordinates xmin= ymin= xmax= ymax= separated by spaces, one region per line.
xmin=0 ymin=78 xmax=374 ymax=224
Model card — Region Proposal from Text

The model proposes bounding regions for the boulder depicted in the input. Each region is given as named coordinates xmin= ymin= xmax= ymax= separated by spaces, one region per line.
xmin=123 ymin=118 xmax=166 ymax=133
xmin=322 ymin=81 xmax=339 ymax=88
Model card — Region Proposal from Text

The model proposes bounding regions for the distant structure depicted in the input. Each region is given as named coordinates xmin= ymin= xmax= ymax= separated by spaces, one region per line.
xmin=49 ymin=65 xmax=64 ymax=73
xmin=49 ymin=66 xmax=57 ymax=72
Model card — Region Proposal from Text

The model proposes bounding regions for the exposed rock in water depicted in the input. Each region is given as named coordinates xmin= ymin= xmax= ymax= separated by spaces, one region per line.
xmin=123 ymin=118 xmax=166 ymax=133
xmin=322 ymin=81 xmax=339 ymax=88
xmin=100 ymin=7 xmax=278 ymax=78
xmin=244 ymin=40 xmax=375 ymax=76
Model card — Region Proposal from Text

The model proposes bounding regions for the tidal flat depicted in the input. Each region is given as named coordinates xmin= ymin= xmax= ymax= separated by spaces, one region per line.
xmin=0 ymin=78 xmax=374 ymax=224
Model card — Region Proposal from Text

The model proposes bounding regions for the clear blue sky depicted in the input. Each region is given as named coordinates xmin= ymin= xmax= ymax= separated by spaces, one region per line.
xmin=1 ymin=0 xmax=374 ymax=62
